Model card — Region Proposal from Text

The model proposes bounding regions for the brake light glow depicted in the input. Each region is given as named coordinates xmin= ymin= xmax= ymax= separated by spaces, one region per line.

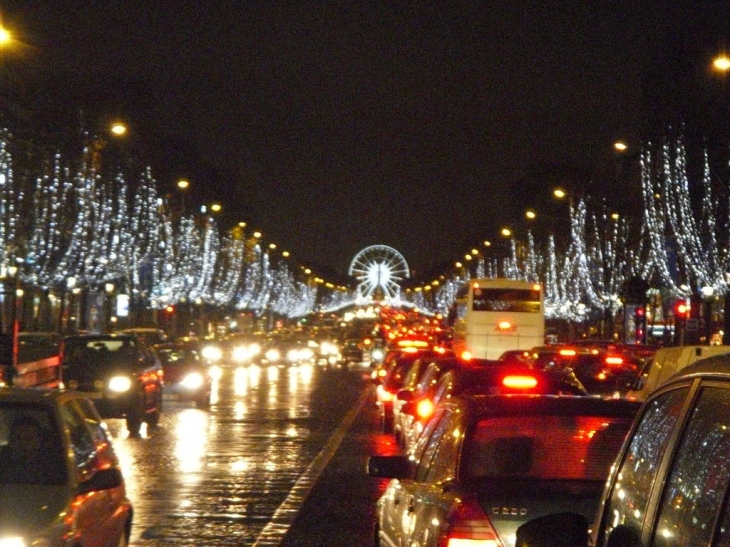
xmin=605 ymin=356 xmax=624 ymax=366
xmin=398 ymin=339 xmax=429 ymax=348
xmin=496 ymin=321 xmax=513 ymax=332
xmin=460 ymin=351 xmax=473 ymax=361
xmin=559 ymin=349 xmax=576 ymax=356
xmin=443 ymin=498 xmax=503 ymax=547
xmin=502 ymin=375 xmax=538 ymax=389
xmin=416 ymin=398 xmax=435 ymax=419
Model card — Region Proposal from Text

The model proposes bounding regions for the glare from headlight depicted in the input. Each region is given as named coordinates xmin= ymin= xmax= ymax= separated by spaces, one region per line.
xmin=371 ymin=348 xmax=384 ymax=361
xmin=249 ymin=343 xmax=261 ymax=355
xmin=181 ymin=372 xmax=204 ymax=389
xmin=233 ymin=346 xmax=249 ymax=362
xmin=300 ymin=348 xmax=314 ymax=360
xmin=202 ymin=346 xmax=223 ymax=362
xmin=108 ymin=376 xmax=132 ymax=393
xmin=265 ymin=349 xmax=280 ymax=361
xmin=0 ymin=538 xmax=29 ymax=547
xmin=320 ymin=342 xmax=338 ymax=355
xmin=287 ymin=349 xmax=300 ymax=362
xmin=209 ymin=365 xmax=223 ymax=380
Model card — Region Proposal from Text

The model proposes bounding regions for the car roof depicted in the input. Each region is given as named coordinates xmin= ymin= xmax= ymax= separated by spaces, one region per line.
xmin=667 ymin=353 xmax=730 ymax=384
xmin=448 ymin=393 xmax=642 ymax=418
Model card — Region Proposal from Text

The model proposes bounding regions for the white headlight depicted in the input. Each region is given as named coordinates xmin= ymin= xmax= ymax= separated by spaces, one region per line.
xmin=265 ymin=349 xmax=280 ymax=361
xmin=181 ymin=372 xmax=204 ymax=389
xmin=202 ymin=346 xmax=223 ymax=361
xmin=233 ymin=346 xmax=249 ymax=362
xmin=209 ymin=365 xmax=223 ymax=380
xmin=108 ymin=376 xmax=132 ymax=393
xmin=287 ymin=349 xmax=300 ymax=362
xmin=300 ymin=348 xmax=314 ymax=360
xmin=0 ymin=538 xmax=29 ymax=547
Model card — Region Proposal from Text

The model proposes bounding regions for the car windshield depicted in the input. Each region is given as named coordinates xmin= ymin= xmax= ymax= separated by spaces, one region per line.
xmin=65 ymin=338 xmax=141 ymax=364
xmin=158 ymin=348 xmax=200 ymax=365
xmin=0 ymin=402 xmax=68 ymax=485
xmin=463 ymin=414 xmax=633 ymax=482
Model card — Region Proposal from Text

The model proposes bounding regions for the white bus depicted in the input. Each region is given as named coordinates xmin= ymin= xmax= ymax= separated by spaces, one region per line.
xmin=449 ymin=278 xmax=545 ymax=360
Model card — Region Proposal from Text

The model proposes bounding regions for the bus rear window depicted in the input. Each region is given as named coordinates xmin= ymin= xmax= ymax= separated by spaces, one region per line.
xmin=472 ymin=288 xmax=541 ymax=313
xmin=464 ymin=415 xmax=632 ymax=481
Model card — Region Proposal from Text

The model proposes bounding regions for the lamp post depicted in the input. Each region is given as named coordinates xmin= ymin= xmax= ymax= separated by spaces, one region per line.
xmin=105 ymin=283 xmax=115 ymax=333
xmin=177 ymin=179 xmax=190 ymax=215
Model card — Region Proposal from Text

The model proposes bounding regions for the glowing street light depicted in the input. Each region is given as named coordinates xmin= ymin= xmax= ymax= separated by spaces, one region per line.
xmin=713 ymin=54 xmax=730 ymax=72
xmin=525 ymin=209 xmax=536 ymax=220
xmin=500 ymin=227 xmax=512 ymax=238
xmin=613 ymin=141 xmax=628 ymax=152
xmin=110 ymin=122 xmax=128 ymax=137
xmin=553 ymin=188 xmax=567 ymax=200
xmin=0 ymin=26 xmax=12 ymax=47
xmin=210 ymin=203 xmax=222 ymax=213
xmin=177 ymin=179 xmax=190 ymax=191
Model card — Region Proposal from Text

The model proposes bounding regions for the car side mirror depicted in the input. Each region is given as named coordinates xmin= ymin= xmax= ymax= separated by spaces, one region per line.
xmin=515 ymin=512 xmax=589 ymax=547
xmin=77 ymin=467 xmax=123 ymax=495
xmin=366 ymin=455 xmax=411 ymax=479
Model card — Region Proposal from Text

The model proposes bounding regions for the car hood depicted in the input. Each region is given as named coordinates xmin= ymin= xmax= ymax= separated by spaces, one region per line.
xmin=0 ymin=483 xmax=70 ymax=535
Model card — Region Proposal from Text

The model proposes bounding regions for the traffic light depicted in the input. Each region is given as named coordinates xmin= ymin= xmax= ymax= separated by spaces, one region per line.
xmin=674 ymin=300 xmax=690 ymax=345
xmin=674 ymin=300 xmax=690 ymax=319
xmin=634 ymin=306 xmax=647 ymax=344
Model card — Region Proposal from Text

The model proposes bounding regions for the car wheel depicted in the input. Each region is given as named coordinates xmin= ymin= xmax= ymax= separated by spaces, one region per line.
xmin=146 ymin=392 xmax=162 ymax=427
xmin=196 ymin=392 xmax=211 ymax=408
xmin=126 ymin=412 xmax=143 ymax=437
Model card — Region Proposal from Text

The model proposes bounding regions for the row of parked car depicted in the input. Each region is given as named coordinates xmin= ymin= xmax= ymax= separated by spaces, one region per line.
xmin=366 ymin=341 xmax=730 ymax=547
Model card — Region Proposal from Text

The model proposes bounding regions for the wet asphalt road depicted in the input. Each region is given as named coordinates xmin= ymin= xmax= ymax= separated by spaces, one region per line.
xmin=103 ymin=363 xmax=393 ymax=547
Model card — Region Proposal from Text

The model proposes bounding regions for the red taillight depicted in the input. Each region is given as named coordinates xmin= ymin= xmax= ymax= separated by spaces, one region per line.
xmin=416 ymin=398 xmax=435 ymax=420
xmin=605 ymin=356 xmax=624 ymax=366
xmin=501 ymin=375 xmax=538 ymax=389
xmin=443 ymin=498 xmax=503 ymax=547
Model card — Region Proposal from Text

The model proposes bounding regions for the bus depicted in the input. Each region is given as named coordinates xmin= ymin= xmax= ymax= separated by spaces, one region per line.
xmin=0 ymin=332 xmax=63 ymax=389
xmin=449 ymin=278 xmax=545 ymax=360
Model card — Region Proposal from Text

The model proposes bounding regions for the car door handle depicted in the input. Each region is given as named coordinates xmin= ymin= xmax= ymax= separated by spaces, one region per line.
xmin=407 ymin=496 xmax=415 ymax=513
xmin=393 ymin=491 xmax=400 ymax=506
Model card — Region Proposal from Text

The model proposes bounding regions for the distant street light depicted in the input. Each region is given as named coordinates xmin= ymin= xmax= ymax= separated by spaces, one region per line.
xmin=613 ymin=141 xmax=628 ymax=152
xmin=713 ymin=54 xmax=730 ymax=72
xmin=0 ymin=26 xmax=12 ymax=47
xmin=525 ymin=209 xmax=536 ymax=220
xmin=176 ymin=179 xmax=190 ymax=215
xmin=110 ymin=122 xmax=128 ymax=137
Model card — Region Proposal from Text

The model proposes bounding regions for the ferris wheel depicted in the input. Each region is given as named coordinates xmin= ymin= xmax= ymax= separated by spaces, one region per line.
xmin=349 ymin=245 xmax=410 ymax=300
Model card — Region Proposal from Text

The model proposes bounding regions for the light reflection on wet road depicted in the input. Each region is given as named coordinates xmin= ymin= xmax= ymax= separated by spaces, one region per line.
xmin=104 ymin=363 xmax=367 ymax=546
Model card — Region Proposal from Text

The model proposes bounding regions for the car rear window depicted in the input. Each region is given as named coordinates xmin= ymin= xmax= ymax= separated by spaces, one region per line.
xmin=464 ymin=415 xmax=632 ymax=481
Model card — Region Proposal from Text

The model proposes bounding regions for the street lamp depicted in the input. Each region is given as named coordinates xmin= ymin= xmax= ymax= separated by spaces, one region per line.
xmin=105 ymin=283 xmax=115 ymax=333
xmin=177 ymin=179 xmax=190 ymax=215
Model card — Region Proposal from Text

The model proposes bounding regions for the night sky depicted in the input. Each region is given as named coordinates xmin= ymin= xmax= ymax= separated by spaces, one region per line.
xmin=2 ymin=2 xmax=730 ymax=281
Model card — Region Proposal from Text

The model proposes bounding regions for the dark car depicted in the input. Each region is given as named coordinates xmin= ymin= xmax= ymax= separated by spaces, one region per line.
xmin=62 ymin=333 xmax=164 ymax=436
xmin=154 ymin=341 xmax=213 ymax=407
xmin=516 ymin=353 xmax=730 ymax=547
xmin=368 ymin=394 xmax=641 ymax=547
xmin=375 ymin=348 xmax=441 ymax=433
xmin=400 ymin=361 xmax=589 ymax=453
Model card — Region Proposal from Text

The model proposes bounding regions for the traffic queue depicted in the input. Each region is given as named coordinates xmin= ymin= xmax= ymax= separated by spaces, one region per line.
xmin=365 ymin=331 xmax=664 ymax=547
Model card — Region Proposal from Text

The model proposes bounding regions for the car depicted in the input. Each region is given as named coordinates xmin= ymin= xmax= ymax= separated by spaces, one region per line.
xmin=516 ymin=353 xmax=730 ymax=547
xmin=374 ymin=348 xmax=441 ymax=433
xmin=393 ymin=354 xmax=462 ymax=450
xmin=368 ymin=394 xmax=641 ymax=547
xmin=116 ymin=327 xmax=169 ymax=347
xmin=399 ymin=361 xmax=589 ymax=453
xmin=154 ymin=341 xmax=214 ymax=407
xmin=528 ymin=345 xmax=641 ymax=397
xmin=62 ymin=333 xmax=164 ymax=436
xmin=0 ymin=387 xmax=132 ymax=546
